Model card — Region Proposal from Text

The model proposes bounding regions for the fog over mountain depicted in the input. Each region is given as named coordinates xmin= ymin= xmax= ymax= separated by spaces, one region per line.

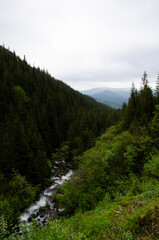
xmin=81 ymin=88 xmax=131 ymax=108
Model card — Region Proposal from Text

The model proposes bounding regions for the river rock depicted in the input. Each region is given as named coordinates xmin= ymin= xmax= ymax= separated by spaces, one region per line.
xmin=19 ymin=170 xmax=73 ymax=226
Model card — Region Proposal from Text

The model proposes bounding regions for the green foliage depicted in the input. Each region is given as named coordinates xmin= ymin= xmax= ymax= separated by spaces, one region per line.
xmin=14 ymin=85 xmax=31 ymax=102
xmin=140 ymin=179 xmax=159 ymax=201
xmin=121 ymin=72 xmax=154 ymax=130
xmin=56 ymin=130 xmax=137 ymax=213
xmin=123 ymin=198 xmax=159 ymax=238
xmin=6 ymin=112 xmax=159 ymax=239
xmin=8 ymin=220 xmax=88 ymax=240
xmin=59 ymin=189 xmax=159 ymax=240
xmin=150 ymin=105 xmax=159 ymax=147
xmin=0 ymin=171 xmax=37 ymax=232
xmin=32 ymin=186 xmax=158 ymax=240
xmin=122 ymin=231 xmax=134 ymax=240
xmin=0 ymin=196 xmax=14 ymax=227
xmin=0 ymin=215 xmax=8 ymax=240
xmin=51 ymin=142 xmax=70 ymax=165
xmin=143 ymin=154 xmax=159 ymax=179
xmin=54 ymin=114 xmax=159 ymax=238
xmin=9 ymin=170 xmax=38 ymax=207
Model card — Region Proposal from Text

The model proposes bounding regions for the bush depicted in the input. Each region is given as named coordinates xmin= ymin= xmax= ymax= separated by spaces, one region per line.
xmin=0 ymin=171 xmax=38 ymax=232
xmin=143 ymin=155 xmax=159 ymax=179
xmin=56 ymin=130 xmax=135 ymax=214
xmin=0 ymin=215 xmax=8 ymax=240
xmin=9 ymin=170 xmax=38 ymax=208
xmin=0 ymin=196 xmax=14 ymax=227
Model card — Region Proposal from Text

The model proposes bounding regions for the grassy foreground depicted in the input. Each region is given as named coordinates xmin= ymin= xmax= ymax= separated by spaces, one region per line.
xmin=7 ymin=176 xmax=159 ymax=239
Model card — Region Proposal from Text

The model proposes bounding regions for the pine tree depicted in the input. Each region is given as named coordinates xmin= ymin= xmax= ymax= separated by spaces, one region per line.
xmin=140 ymin=72 xmax=154 ymax=125
xmin=141 ymin=71 xmax=149 ymax=90
xmin=155 ymin=73 xmax=159 ymax=103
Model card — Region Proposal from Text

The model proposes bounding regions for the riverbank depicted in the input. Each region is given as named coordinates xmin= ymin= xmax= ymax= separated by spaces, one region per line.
xmin=19 ymin=160 xmax=72 ymax=226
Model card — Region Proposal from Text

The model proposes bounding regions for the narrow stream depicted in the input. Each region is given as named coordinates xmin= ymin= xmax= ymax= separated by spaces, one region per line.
xmin=19 ymin=167 xmax=72 ymax=225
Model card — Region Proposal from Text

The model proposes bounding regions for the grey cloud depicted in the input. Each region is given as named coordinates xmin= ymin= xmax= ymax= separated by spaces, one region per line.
xmin=0 ymin=0 xmax=159 ymax=90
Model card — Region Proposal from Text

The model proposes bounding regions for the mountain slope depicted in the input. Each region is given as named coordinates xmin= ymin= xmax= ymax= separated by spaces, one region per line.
xmin=81 ymin=88 xmax=130 ymax=108
xmin=9 ymin=124 xmax=159 ymax=240
xmin=92 ymin=89 xmax=128 ymax=104
xmin=0 ymin=46 xmax=119 ymax=184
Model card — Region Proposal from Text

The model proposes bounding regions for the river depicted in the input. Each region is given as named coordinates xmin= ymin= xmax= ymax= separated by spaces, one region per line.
xmin=19 ymin=163 xmax=72 ymax=225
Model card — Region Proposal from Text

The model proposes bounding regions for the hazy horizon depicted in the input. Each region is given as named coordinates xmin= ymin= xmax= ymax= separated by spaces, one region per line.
xmin=1 ymin=0 xmax=159 ymax=90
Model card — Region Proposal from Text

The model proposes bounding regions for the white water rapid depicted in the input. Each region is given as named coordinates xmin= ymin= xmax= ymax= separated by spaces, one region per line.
xmin=19 ymin=169 xmax=73 ymax=224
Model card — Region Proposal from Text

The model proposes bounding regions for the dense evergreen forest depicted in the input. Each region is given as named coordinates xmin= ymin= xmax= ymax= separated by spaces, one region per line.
xmin=3 ymin=70 xmax=159 ymax=240
xmin=0 ymin=46 xmax=119 ymax=233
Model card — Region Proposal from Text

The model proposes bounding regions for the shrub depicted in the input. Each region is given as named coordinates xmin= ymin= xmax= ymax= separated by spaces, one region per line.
xmin=143 ymin=155 xmax=159 ymax=179
xmin=0 ymin=215 xmax=8 ymax=240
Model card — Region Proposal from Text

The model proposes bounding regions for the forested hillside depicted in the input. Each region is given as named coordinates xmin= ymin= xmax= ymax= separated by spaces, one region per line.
xmin=0 ymin=46 xmax=119 ymax=231
xmin=6 ymin=72 xmax=159 ymax=240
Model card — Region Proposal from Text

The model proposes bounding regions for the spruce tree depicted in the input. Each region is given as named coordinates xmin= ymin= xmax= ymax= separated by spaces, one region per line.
xmin=155 ymin=73 xmax=159 ymax=104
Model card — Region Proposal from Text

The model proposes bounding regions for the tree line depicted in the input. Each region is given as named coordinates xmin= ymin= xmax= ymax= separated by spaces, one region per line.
xmin=121 ymin=71 xmax=159 ymax=130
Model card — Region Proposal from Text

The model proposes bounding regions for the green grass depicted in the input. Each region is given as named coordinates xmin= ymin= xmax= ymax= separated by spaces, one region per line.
xmin=8 ymin=179 xmax=159 ymax=240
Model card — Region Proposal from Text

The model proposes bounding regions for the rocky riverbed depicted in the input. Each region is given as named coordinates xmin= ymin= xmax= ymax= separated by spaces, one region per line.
xmin=19 ymin=161 xmax=72 ymax=225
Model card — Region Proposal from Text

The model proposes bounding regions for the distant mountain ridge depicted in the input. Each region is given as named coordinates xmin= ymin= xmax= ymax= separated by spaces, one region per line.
xmin=80 ymin=87 xmax=130 ymax=109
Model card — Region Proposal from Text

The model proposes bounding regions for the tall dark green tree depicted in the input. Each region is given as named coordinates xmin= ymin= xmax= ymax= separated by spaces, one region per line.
xmin=122 ymin=72 xmax=155 ymax=129
xmin=155 ymin=73 xmax=159 ymax=104
xmin=140 ymin=72 xmax=154 ymax=125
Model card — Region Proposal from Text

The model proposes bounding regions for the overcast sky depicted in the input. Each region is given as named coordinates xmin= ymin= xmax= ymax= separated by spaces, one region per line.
xmin=1 ymin=0 xmax=159 ymax=90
